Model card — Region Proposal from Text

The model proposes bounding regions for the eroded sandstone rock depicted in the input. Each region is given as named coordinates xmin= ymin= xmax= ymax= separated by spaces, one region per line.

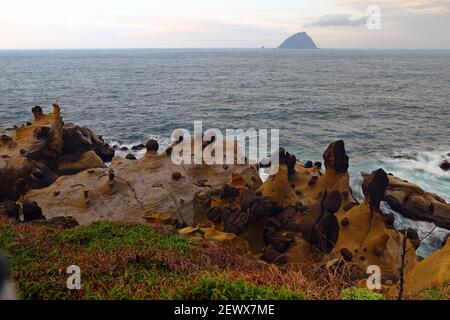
xmin=0 ymin=105 xmax=111 ymax=200
xmin=333 ymin=169 xmax=418 ymax=277
xmin=24 ymin=138 xmax=262 ymax=227
xmin=375 ymin=174 xmax=450 ymax=229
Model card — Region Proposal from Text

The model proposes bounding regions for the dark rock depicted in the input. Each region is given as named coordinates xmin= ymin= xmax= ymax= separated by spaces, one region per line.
xmin=340 ymin=248 xmax=353 ymax=262
xmin=250 ymin=198 xmax=279 ymax=218
xmin=406 ymin=228 xmax=421 ymax=249
xmin=442 ymin=233 xmax=449 ymax=248
xmin=323 ymin=140 xmax=349 ymax=173
xmin=125 ymin=153 xmax=137 ymax=160
xmin=34 ymin=126 xmax=50 ymax=140
xmin=94 ymin=143 xmax=114 ymax=162
xmin=61 ymin=124 xmax=114 ymax=162
xmin=221 ymin=185 xmax=240 ymax=199
xmin=31 ymin=106 xmax=43 ymax=117
xmin=240 ymin=189 xmax=258 ymax=212
xmin=14 ymin=178 xmax=27 ymax=195
xmin=308 ymin=178 xmax=317 ymax=187
xmin=29 ymin=216 xmax=79 ymax=229
xmin=314 ymin=161 xmax=322 ymax=169
xmin=172 ymin=172 xmax=182 ymax=181
xmin=341 ymin=217 xmax=350 ymax=227
xmin=264 ymin=230 xmax=295 ymax=252
xmin=0 ymin=134 xmax=12 ymax=143
xmin=119 ymin=146 xmax=128 ymax=151
xmin=304 ymin=161 xmax=313 ymax=169
xmin=30 ymin=169 xmax=45 ymax=181
xmin=381 ymin=213 xmax=395 ymax=227
xmin=261 ymin=249 xmax=287 ymax=265
xmin=299 ymin=192 xmax=340 ymax=253
xmin=206 ymin=206 xmax=249 ymax=235
xmin=362 ymin=169 xmax=389 ymax=209
xmin=146 ymin=139 xmax=159 ymax=152
xmin=343 ymin=202 xmax=357 ymax=212
xmin=439 ymin=160 xmax=450 ymax=171
xmin=250 ymin=202 xmax=266 ymax=217
xmin=373 ymin=247 xmax=384 ymax=258
xmin=62 ymin=124 xmax=94 ymax=157
xmin=287 ymin=154 xmax=297 ymax=176
xmin=22 ymin=200 xmax=45 ymax=222
xmin=131 ymin=144 xmax=146 ymax=151
xmin=0 ymin=201 xmax=20 ymax=220
xmin=322 ymin=190 xmax=342 ymax=213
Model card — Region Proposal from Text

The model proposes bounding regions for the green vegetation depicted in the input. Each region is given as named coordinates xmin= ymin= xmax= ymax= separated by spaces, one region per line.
xmin=59 ymin=221 xmax=193 ymax=253
xmin=170 ymin=275 xmax=309 ymax=300
xmin=1 ymin=216 xmax=448 ymax=300
xmin=341 ymin=288 xmax=385 ymax=300
xmin=0 ymin=217 xmax=318 ymax=300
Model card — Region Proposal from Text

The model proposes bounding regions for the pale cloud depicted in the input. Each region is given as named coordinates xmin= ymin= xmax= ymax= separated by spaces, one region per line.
xmin=304 ymin=13 xmax=367 ymax=27
xmin=333 ymin=0 xmax=450 ymax=14
xmin=0 ymin=0 xmax=450 ymax=48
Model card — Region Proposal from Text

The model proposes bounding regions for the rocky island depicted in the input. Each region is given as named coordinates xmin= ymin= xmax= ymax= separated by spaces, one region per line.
xmin=0 ymin=105 xmax=449 ymax=300
xmin=278 ymin=32 xmax=317 ymax=49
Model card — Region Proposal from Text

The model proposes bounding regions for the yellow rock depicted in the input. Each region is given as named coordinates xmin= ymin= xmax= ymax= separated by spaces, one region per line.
xmin=405 ymin=241 xmax=450 ymax=293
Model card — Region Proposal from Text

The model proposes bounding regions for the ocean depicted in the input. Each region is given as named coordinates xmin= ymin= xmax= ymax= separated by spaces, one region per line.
xmin=0 ymin=48 xmax=449 ymax=256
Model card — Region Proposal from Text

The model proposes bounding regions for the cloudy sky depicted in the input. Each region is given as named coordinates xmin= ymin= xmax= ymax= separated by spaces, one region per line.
xmin=1 ymin=0 xmax=450 ymax=49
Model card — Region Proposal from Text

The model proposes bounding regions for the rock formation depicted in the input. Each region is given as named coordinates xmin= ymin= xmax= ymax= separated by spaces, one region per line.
xmin=376 ymin=174 xmax=450 ymax=229
xmin=1 ymin=106 xmax=449 ymax=296
xmin=23 ymin=135 xmax=262 ymax=226
xmin=332 ymin=169 xmax=418 ymax=278
xmin=278 ymin=32 xmax=317 ymax=49
xmin=0 ymin=105 xmax=113 ymax=202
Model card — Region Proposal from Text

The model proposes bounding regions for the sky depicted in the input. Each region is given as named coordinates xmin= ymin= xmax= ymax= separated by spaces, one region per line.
xmin=1 ymin=0 xmax=450 ymax=49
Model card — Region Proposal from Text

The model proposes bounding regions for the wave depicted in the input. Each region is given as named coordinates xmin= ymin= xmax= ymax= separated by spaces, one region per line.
xmin=350 ymin=150 xmax=450 ymax=257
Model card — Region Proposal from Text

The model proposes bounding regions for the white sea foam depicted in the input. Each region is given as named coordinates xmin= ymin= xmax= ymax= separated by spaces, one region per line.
xmin=350 ymin=150 xmax=450 ymax=257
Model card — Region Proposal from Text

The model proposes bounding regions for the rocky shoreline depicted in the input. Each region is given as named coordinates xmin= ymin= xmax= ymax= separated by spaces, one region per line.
xmin=0 ymin=105 xmax=449 ymax=296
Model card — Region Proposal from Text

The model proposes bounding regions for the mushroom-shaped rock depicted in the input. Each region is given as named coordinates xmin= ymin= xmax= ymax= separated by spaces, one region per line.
xmin=146 ymin=139 xmax=159 ymax=153
xmin=323 ymin=140 xmax=349 ymax=173
xmin=362 ymin=168 xmax=389 ymax=210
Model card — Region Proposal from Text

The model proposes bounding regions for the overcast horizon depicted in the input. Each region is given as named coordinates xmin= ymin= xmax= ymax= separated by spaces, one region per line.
xmin=1 ymin=0 xmax=450 ymax=50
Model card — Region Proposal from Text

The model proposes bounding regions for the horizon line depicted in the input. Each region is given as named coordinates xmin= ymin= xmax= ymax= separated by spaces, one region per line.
xmin=1 ymin=47 xmax=450 ymax=51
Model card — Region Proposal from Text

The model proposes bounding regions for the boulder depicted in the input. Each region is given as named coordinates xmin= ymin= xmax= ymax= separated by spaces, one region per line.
xmin=379 ymin=175 xmax=450 ymax=229
xmin=299 ymin=190 xmax=341 ymax=253
xmin=439 ymin=160 xmax=450 ymax=172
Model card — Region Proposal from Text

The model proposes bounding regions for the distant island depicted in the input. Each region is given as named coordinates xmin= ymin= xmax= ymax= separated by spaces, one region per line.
xmin=278 ymin=32 xmax=317 ymax=49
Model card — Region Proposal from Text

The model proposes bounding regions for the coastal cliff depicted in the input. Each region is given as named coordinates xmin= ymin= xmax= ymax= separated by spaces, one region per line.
xmin=0 ymin=105 xmax=449 ymax=300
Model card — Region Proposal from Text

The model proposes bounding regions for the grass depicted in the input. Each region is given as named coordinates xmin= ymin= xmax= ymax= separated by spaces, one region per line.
xmin=341 ymin=288 xmax=385 ymax=300
xmin=1 ymin=215 xmax=448 ymax=300
xmin=170 ymin=275 xmax=309 ymax=300
xmin=1 ymin=216 xmax=320 ymax=300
